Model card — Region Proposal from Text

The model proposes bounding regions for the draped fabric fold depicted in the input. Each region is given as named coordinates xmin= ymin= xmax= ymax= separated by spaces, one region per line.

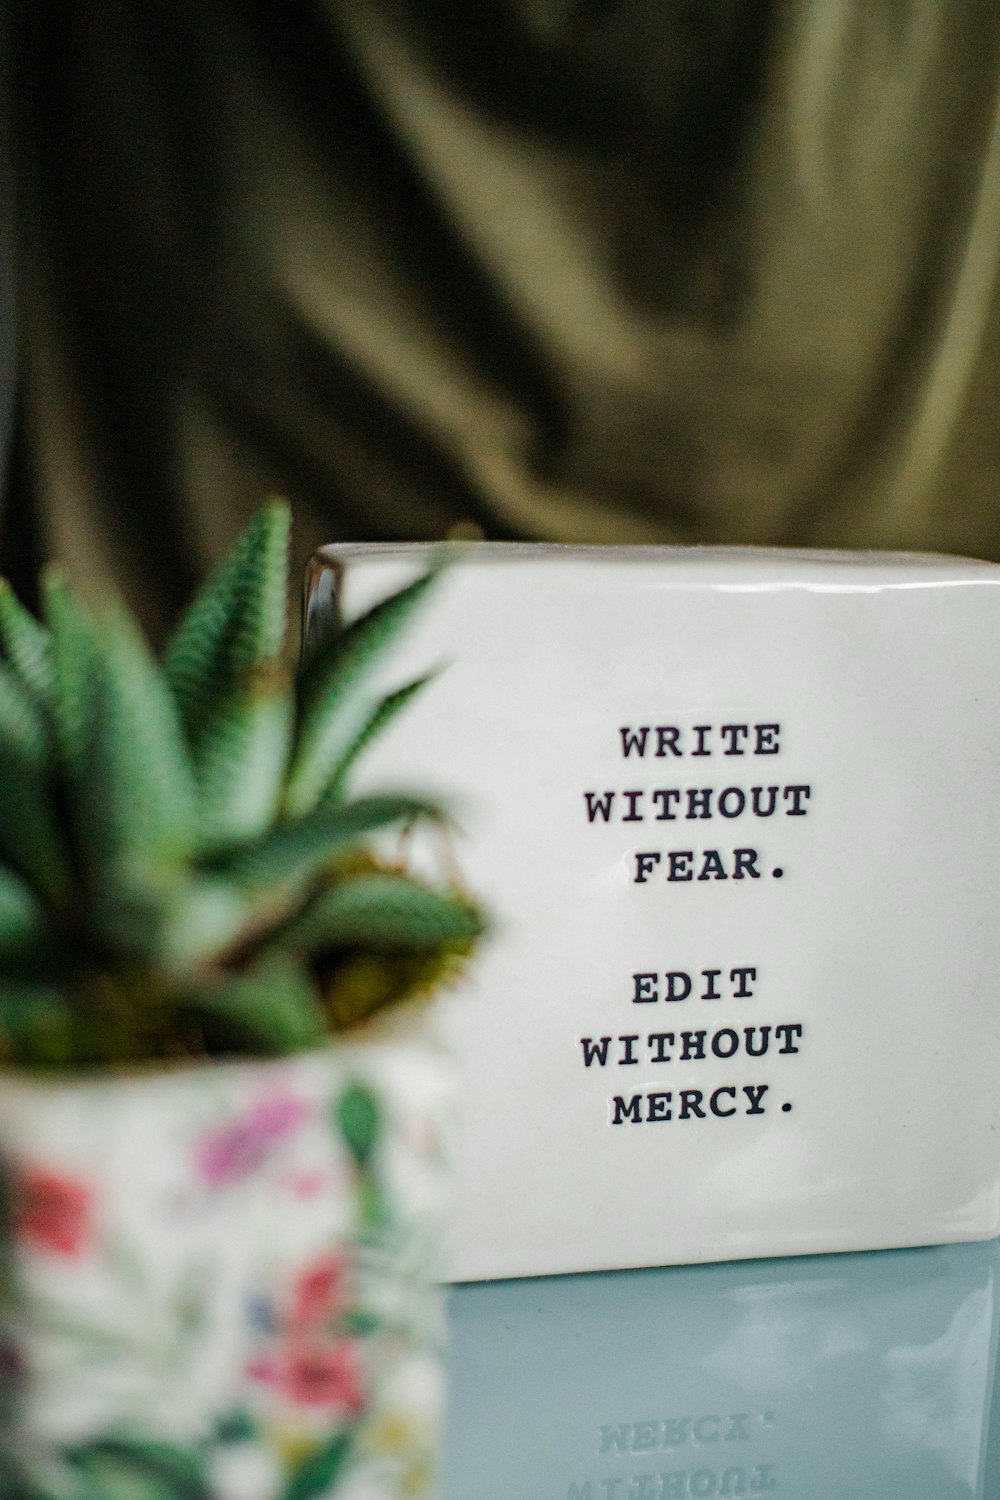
xmin=4 ymin=2 xmax=1000 ymax=637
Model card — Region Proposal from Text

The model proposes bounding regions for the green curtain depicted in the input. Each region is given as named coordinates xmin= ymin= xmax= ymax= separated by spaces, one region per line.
xmin=5 ymin=2 xmax=1000 ymax=637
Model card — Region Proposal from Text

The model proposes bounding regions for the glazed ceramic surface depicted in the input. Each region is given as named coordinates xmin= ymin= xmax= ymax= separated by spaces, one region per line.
xmin=445 ymin=1240 xmax=1000 ymax=1499
xmin=0 ymin=1019 xmax=453 ymax=1499
xmin=307 ymin=544 xmax=1000 ymax=1280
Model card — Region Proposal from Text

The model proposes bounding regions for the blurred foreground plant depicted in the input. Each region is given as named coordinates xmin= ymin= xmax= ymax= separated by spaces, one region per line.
xmin=0 ymin=502 xmax=482 ymax=1068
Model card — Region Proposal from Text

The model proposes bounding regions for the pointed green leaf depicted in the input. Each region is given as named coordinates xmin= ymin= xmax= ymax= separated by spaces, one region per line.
xmin=179 ymin=958 xmax=326 ymax=1056
xmin=87 ymin=874 xmax=170 ymax=965
xmin=320 ymin=673 xmax=434 ymax=804
xmin=284 ymin=566 xmax=440 ymax=816
xmin=165 ymin=502 xmax=290 ymax=741
xmin=155 ymin=875 xmax=253 ymax=968
xmin=0 ymin=579 xmax=54 ymax=711
xmin=0 ymin=659 xmax=49 ymax=768
xmin=190 ymin=665 xmax=294 ymax=849
xmin=86 ymin=861 xmax=252 ymax=969
xmin=282 ymin=1434 xmax=352 ymax=1500
xmin=0 ymin=743 xmax=71 ymax=903
xmin=44 ymin=567 xmax=101 ymax=781
xmin=0 ymin=866 xmax=48 ymax=959
xmin=218 ymin=795 xmax=442 ymax=894
xmin=0 ymin=666 xmax=63 ymax=899
xmin=0 ymin=669 xmax=62 ymax=896
xmin=76 ymin=610 xmax=197 ymax=874
xmin=280 ymin=872 xmax=483 ymax=953
xmin=336 ymin=1082 xmax=380 ymax=1165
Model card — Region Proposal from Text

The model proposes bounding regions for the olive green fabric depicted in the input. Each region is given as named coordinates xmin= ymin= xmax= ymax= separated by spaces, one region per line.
xmin=4 ymin=2 xmax=1000 ymax=638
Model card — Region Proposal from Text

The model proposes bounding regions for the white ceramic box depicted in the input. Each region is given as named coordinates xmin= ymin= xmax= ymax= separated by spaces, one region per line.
xmin=305 ymin=545 xmax=1000 ymax=1281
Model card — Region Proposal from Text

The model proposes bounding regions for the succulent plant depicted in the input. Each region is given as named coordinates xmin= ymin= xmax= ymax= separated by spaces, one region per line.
xmin=0 ymin=503 xmax=482 ymax=1068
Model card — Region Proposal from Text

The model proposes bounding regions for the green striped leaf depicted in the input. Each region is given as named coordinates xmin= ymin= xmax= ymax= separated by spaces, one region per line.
xmin=0 ymin=579 xmax=54 ymax=711
xmin=284 ymin=566 xmax=440 ymax=817
xmin=0 ymin=866 xmax=48 ymax=960
xmin=165 ymin=502 xmax=290 ymax=743
xmin=279 ymin=872 xmax=483 ymax=953
xmin=0 ymin=659 xmax=49 ymax=768
xmin=75 ymin=610 xmax=197 ymax=874
xmin=218 ymin=795 xmax=441 ymax=894
xmin=44 ymin=568 xmax=100 ymax=782
xmin=320 ymin=673 xmax=433 ymax=804
xmin=0 ymin=662 xmax=62 ymax=900
xmin=0 ymin=669 xmax=61 ymax=895
xmin=106 ymin=870 xmax=252 ymax=969
xmin=190 ymin=665 xmax=294 ymax=849
xmin=179 ymin=958 xmax=326 ymax=1056
xmin=0 ymin=728 xmax=71 ymax=904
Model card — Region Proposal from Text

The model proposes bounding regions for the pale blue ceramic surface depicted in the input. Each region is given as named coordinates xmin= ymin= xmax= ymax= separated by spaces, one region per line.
xmin=445 ymin=1240 xmax=1000 ymax=1498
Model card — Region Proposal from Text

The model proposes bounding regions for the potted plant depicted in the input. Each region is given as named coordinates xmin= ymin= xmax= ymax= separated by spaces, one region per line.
xmin=0 ymin=503 xmax=482 ymax=1500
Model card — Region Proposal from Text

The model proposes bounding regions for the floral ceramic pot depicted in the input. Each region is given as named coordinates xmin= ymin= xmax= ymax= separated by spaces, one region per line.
xmin=0 ymin=1015 xmax=453 ymax=1500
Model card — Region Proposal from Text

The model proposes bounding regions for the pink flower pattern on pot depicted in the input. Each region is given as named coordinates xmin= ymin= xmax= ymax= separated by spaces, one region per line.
xmin=194 ymin=1089 xmax=312 ymax=1187
xmin=247 ymin=1251 xmax=365 ymax=1415
xmin=290 ymin=1252 xmax=351 ymax=1329
xmin=0 ymin=1036 xmax=452 ymax=1499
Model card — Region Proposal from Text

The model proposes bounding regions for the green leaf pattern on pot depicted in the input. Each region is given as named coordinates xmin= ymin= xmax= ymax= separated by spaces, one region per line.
xmin=0 ymin=1040 xmax=451 ymax=1499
